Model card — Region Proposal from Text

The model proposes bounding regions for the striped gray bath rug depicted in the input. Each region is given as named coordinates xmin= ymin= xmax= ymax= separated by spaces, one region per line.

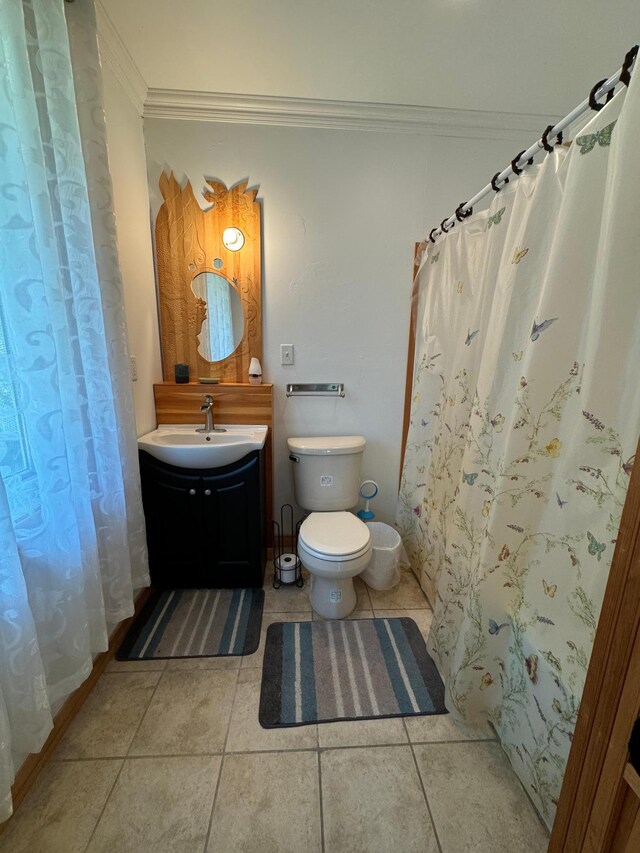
xmin=117 ymin=588 xmax=264 ymax=659
xmin=259 ymin=617 xmax=447 ymax=727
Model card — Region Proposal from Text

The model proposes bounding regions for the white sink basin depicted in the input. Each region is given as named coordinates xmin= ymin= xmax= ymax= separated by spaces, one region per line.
xmin=138 ymin=424 xmax=268 ymax=469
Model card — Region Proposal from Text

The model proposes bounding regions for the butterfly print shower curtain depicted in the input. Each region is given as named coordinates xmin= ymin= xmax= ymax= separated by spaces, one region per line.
xmin=397 ymin=76 xmax=640 ymax=827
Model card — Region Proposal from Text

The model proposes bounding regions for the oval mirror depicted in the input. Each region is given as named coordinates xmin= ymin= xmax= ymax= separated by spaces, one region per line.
xmin=191 ymin=272 xmax=244 ymax=362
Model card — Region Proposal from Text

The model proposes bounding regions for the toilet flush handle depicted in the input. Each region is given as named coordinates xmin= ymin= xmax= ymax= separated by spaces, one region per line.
xmin=289 ymin=454 xmax=300 ymax=463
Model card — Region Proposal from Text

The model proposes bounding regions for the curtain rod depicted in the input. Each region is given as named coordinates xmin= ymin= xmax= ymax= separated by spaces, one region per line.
xmin=427 ymin=43 xmax=639 ymax=244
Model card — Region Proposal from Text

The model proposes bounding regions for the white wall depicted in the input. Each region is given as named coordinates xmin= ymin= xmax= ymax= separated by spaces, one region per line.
xmin=144 ymin=118 xmax=522 ymax=522
xmin=102 ymin=65 xmax=162 ymax=436
xmin=103 ymin=0 xmax=640 ymax=117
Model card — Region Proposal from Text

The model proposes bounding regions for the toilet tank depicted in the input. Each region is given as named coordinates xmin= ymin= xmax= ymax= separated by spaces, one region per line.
xmin=287 ymin=436 xmax=366 ymax=511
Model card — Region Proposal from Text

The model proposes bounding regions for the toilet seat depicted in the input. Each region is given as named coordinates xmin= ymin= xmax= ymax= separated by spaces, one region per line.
xmin=298 ymin=511 xmax=371 ymax=561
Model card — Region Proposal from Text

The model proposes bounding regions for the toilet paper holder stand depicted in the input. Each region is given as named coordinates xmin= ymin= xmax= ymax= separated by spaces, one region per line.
xmin=272 ymin=504 xmax=304 ymax=589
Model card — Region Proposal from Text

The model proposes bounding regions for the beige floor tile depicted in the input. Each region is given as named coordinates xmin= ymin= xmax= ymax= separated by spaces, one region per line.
xmin=414 ymin=741 xmax=548 ymax=852
xmin=165 ymin=654 xmax=242 ymax=671
xmin=263 ymin=581 xmax=312 ymax=613
xmin=367 ymin=571 xmax=430 ymax=610
xmin=55 ymin=672 xmax=161 ymax=759
xmin=354 ymin=575 xmax=373 ymax=610
xmin=318 ymin=716 xmax=408 ymax=748
xmin=240 ymin=611 xmax=311 ymax=669
xmin=312 ymin=608 xmax=372 ymax=621
xmin=372 ymin=608 xmax=433 ymax=639
xmin=207 ymin=751 xmax=321 ymax=852
xmin=129 ymin=669 xmax=238 ymax=755
xmin=86 ymin=755 xmax=221 ymax=853
xmin=321 ymin=746 xmax=438 ymax=853
xmin=226 ymin=668 xmax=318 ymax=752
xmin=405 ymin=711 xmax=495 ymax=743
xmin=106 ymin=657 xmax=168 ymax=673
xmin=0 ymin=759 xmax=121 ymax=853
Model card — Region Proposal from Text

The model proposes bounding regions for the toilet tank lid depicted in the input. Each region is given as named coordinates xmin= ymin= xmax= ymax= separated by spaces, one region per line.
xmin=287 ymin=436 xmax=366 ymax=456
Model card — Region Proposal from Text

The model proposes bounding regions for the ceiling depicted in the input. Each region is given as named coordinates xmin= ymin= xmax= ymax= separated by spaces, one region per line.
xmin=101 ymin=0 xmax=640 ymax=117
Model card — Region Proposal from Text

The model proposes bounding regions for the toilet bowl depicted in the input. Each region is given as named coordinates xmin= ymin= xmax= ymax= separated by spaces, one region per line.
xmin=287 ymin=435 xmax=372 ymax=618
xmin=298 ymin=511 xmax=372 ymax=619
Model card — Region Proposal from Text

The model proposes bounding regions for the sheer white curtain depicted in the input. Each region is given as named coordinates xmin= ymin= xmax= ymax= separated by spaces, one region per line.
xmin=398 ymin=75 xmax=640 ymax=826
xmin=0 ymin=0 xmax=148 ymax=820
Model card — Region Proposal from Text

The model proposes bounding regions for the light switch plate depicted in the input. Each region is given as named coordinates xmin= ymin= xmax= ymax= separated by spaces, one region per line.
xmin=280 ymin=344 xmax=294 ymax=365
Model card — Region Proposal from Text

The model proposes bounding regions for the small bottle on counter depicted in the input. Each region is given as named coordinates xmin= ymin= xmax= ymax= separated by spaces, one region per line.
xmin=248 ymin=357 xmax=262 ymax=385
xmin=175 ymin=363 xmax=189 ymax=383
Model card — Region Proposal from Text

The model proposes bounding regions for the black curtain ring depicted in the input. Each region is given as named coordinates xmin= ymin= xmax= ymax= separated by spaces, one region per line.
xmin=510 ymin=150 xmax=535 ymax=175
xmin=491 ymin=172 xmax=509 ymax=192
xmin=455 ymin=202 xmax=472 ymax=222
xmin=440 ymin=217 xmax=453 ymax=233
xmin=428 ymin=228 xmax=439 ymax=244
xmin=511 ymin=150 xmax=526 ymax=175
xmin=620 ymin=45 xmax=639 ymax=87
xmin=589 ymin=78 xmax=615 ymax=111
xmin=541 ymin=124 xmax=564 ymax=152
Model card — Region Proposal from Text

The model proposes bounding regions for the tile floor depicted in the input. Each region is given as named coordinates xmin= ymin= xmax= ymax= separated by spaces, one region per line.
xmin=1 ymin=568 xmax=550 ymax=853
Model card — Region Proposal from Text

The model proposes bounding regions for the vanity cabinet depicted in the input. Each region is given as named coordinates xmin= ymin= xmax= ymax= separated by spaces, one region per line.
xmin=139 ymin=449 xmax=266 ymax=589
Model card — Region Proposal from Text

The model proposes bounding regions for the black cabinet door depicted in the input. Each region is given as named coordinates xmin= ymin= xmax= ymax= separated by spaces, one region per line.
xmin=201 ymin=452 xmax=265 ymax=588
xmin=139 ymin=449 xmax=265 ymax=589
xmin=139 ymin=452 xmax=203 ymax=588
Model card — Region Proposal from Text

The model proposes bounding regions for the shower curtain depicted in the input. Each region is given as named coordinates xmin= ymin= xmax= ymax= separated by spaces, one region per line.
xmin=397 ymin=76 xmax=640 ymax=826
xmin=0 ymin=0 xmax=148 ymax=820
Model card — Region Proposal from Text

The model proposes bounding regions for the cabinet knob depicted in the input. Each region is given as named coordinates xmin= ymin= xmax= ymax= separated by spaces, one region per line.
xmin=189 ymin=488 xmax=197 ymax=496
xmin=204 ymin=489 xmax=212 ymax=496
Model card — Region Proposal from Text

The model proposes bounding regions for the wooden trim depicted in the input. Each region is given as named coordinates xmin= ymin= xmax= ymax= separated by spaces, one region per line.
xmin=549 ymin=432 xmax=640 ymax=851
xmin=155 ymin=175 xmax=262 ymax=384
xmin=624 ymin=763 xmax=640 ymax=800
xmin=153 ymin=381 xmax=273 ymax=424
xmin=399 ymin=242 xmax=424 ymax=488
xmin=0 ymin=587 xmax=152 ymax=831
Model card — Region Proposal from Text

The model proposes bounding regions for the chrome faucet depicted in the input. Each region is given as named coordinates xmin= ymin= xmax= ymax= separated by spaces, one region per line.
xmin=196 ymin=394 xmax=226 ymax=433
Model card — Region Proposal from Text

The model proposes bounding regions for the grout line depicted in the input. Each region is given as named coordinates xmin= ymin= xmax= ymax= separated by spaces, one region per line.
xmin=80 ymin=669 xmax=166 ymax=853
xmin=81 ymin=666 xmax=168 ymax=853
xmin=316 ymin=740 xmax=420 ymax=754
xmin=81 ymin=757 xmax=126 ymax=853
xmin=406 ymin=736 xmax=498 ymax=746
xmin=123 ymin=668 xmax=168 ymax=759
xmin=317 ymin=750 xmax=325 ymax=853
xmin=403 ymin=718 xmax=444 ymax=853
xmin=55 ymin=735 xmax=498 ymax=764
xmin=54 ymin=755 xmax=132 ymax=763
xmin=203 ymin=666 xmax=242 ymax=852
xmin=224 ymin=745 xmax=318 ymax=755
xmin=362 ymin=579 xmax=373 ymax=611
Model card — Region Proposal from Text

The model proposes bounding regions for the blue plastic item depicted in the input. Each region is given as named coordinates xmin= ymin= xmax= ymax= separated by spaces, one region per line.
xmin=357 ymin=480 xmax=379 ymax=521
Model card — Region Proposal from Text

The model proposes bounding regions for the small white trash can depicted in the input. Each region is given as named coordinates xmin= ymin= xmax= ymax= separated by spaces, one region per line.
xmin=360 ymin=522 xmax=406 ymax=591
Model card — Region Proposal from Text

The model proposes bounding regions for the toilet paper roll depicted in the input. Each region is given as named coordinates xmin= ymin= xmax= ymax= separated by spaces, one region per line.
xmin=275 ymin=554 xmax=299 ymax=584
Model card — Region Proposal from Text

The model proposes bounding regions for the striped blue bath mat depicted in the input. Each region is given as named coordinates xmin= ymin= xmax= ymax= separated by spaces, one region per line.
xmin=117 ymin=588 xmax=264 ymax=659
xmin=259 ymin=617 xmax=447 ymax=727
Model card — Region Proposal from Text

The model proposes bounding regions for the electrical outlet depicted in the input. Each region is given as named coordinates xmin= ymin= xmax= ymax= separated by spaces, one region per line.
xmin=130 ymin=355 xmax=138 ymax=382
xmin=280 ymin=344 xmax=294 ymax=366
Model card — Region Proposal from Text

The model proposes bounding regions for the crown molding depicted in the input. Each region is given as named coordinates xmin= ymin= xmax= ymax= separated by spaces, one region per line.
xmin=95 ymin=1 xmax=147 ymax=115
xmin=143 ymin=89 xmax=560 ymax=140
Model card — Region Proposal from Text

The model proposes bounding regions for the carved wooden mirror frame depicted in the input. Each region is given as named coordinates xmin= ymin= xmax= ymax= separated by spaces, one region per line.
xmin=155 ymin=173 xmax=262 ymax=382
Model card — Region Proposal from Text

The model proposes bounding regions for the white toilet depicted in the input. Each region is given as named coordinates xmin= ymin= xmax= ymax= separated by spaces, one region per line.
xmin=287 ymin=436 xmax=372 ymax=619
